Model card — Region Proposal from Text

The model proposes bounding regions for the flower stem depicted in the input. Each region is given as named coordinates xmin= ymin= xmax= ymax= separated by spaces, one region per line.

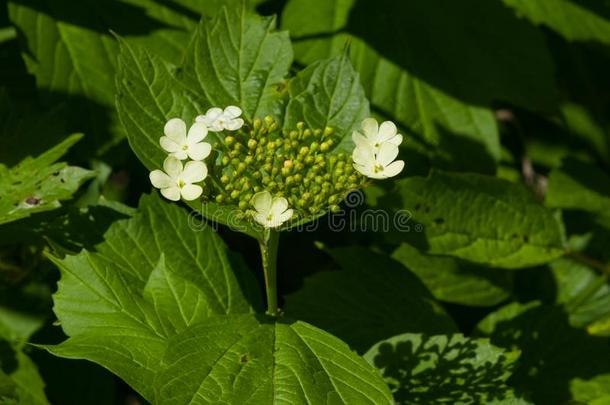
xmin=259 ymin=229 xmax=280 ymax=316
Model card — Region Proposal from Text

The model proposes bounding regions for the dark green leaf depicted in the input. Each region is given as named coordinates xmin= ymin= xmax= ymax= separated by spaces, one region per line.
xmin=284 ymin=54 xmax=369 ymax=152
xmin=364 ymin=333 xmax=527 ymax=404
xmin=546 ymin=157 xmax=610 ymax=218
xmin=476 ymin=302 xmax=610 ymax=404
xmin=284 ymin=246 xmax=456 ymax=353
xmin=384 ymin=171 xmax=565 ymax=268
xmin=503 ymin=0 xmax=610 ymax=44
xmin=0 ymin=134 xmax=94 ymax=225
xmin=392 ymin=243 xmax=513 ymax=307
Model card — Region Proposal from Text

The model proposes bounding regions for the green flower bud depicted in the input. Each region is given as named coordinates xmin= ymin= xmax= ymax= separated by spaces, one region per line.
xmin=238 ymin=200 xmax=248 ymax=210
xmin=230 ymin=190 xmax=240 ymax=200
xmin=220 ymin=175 xmax=230 ymax=184
xmin=253 ymin=118 xmax=262 ymax=131
xmin=225 ymin=136 xmax=236 ymax=146
xmin=222 ymin=156 xmax=231 ymax=165
xmin=323 ymin=126 xmax=334 ymax=137
xmin=248 ymin=139 xmax=258 ymax=149
xmin=216 ymin=194 xmax=225 ymax=203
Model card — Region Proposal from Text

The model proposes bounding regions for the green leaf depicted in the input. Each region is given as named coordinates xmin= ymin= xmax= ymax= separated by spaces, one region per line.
xmin=392 ymin=243 xmax=513 ymax=307
xmin=0 ymin=134 xmax=94 ymax=226
xmin=364 ymin=333 xmax=527 ymax=404
xmin=551 ymin=257 xmax=610 ymax=330
xmin=155 ymin=314 xmax=393 ymax=404
xmin=384 ymin=171 xmax=565 ymax=268
xmin=183 ymin=3 xmax=293 ymax=120
xmin=284 ymin=246 xmax=456 ymax=353
xmin=0 ymin=348 xmax=49 ymax=405
xmin=546 ymin=157 xmax=610 ymax=218
xmin=116 ymin=4 xmax=295 ymax=239
xmin=476 ymin=302 xmax=610 ymax=404
xmin=44 ymin=194 xmax=392 ymax=403
xmin=7 ymin=0 xmax=202 ymax=154
xmin=503 ymin=0 xmax=610 ymax=44
xmin=282 ymin=0 xmax=556 ymax=170
xmin=283 ymin=54 xmax=369 ymax=152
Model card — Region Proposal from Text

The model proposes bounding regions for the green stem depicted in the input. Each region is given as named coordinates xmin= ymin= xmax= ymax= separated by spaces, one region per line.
xmin=259 ymin=229 xmax=280 ymax=316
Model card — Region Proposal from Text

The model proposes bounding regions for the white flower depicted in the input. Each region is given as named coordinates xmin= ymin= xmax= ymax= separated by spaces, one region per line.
xmin=160 ymin=118 xmax=211 ymax=161
xmin=149 ymin=156 xmax=207 ymax=201
xmin=251 ymin=191 xmax=294 ymax=228
xmin=352 ymin=118 xmax=403 ymax=152
xmin=352 ymin=143 xmax=404 ymax=179
xmin=196 ymin=106 xmax=244 ymax=132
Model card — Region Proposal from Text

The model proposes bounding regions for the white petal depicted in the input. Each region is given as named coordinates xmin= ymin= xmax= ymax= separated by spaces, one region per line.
xmin=277 ymin=208 xmax=294 ymax=225
xmin=224 ymin=106 xmax=242 ymax=118
xmin=361 ymin=118 xmax=379 ymax=139
xmin=270 ymin=197 xmax=289 ymax=217
xmin=208 ymin=122 xmax=225 ymax=132
xmin=352 ymin=145 xmax=375 ymax=166
xmin=353 ymin=163 xmax=374 ymax=178
xmin=253 ymin=212 xmax=270 ymax=227
xmin=224 ymin=118 xmax=244 ymax=131
xmin=164 ymin=118 xmax=187 ymax=143
xmin=170 ymin=150 xmax=188 ymax=160
xmin=205 ymin=107 xmax=223 ymax=121
xmin=181 ymin=184 xmax=203 ymax=201
xmin=149 ymin=170 xmax=172 ymax=189
xmin=377 ymin=143 xmax=399 ymax=167
xmin=182 ymin=161 xmax=207 ymax=183
xmin=187 ymin=142 xmax=212 ymax=161
xmin=378 ymin=121 xmax=397 ymax=142
xmin=163 ymin=156 xmax=183 ymax=178
xmin=383 ymin=160 xmax=405 ymax=178
xmin=352 ymin=132 xmax=371 ymax=149
xmin=160 ymin=136 xmax=181 ymax=153
xmin=388 ymin=134 xmax=403 ymax=146
xmin=195 ymin=114 xmax=206 ymax=123
xmin=251 ymin=191 xmax=272 ymax=215
xmin=161 ymin=186 xmax=181 ymax=201
xmin=187 ymin=122 xmax=208 ymax=143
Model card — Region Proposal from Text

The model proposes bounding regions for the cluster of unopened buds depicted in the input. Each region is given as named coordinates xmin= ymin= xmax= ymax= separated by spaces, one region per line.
xmin=150 ymin=106 xmax=404 ymax=229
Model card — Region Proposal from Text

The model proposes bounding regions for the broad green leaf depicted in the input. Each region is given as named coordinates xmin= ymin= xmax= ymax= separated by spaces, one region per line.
xmin=182 ymin=4 xmax=293 ymax=120
xmin=0 ymin=134 xmax=94 ymax=225
xmin=364 ymin=333 xmax=527 ymax=405
xmin=7 ymin=0 xmax=202 ymax=154
xmin=155 ymin=314 xmax=393 ymax=404
xmin=284 ymin=246 xmax=456 ymax=353
xmin=476 ymin=302 xmax=610 ymax=404
xmin=282 ymin=0 xmax=557 ymax=170
xmin=46 ymin=193 xmax=260 ymax=399
xmin=551 ymin=257 xmax=610 ymax=331
xmin=283 ymin=54 xmax=369 ymax=152
xmin=503 ymin=0 xmax=610 ymax=44
xmin=0 ymin=349 xmax=49 ymax=405
xmin=392 ymin=243 xmax=513 ymax=307
xmin=116 ymin=4 xmax=294 ymax=239
xmin=547 ymin=157 xmax=610 ymax=218
xmin=0 ymin=307 xmax=45 ymax=345
xmin=383 ymin=171 xmax=565 ymax=268
xmin=45 ymin=195 xmax=391 ymax=403
xmin=561 ymin=103 xmax=610 ymax=164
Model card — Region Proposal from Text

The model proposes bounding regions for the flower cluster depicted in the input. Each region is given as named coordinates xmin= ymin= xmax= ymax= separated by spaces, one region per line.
xmin=149 ymin=107 xmax=244 ymax=201
xmin=351 ymin=118 xmax=405 ymax=179
xmin=149 ymin=107 xmax=404 ymax=229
